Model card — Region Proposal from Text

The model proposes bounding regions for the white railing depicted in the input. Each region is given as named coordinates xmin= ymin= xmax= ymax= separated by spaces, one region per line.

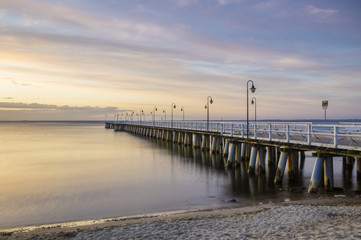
xmin=107 ymin=121 xmax=361 ymax=151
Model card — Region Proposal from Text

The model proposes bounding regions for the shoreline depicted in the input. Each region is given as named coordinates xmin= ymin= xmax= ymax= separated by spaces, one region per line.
xmin=1 ymin=194 xmax=361 ymax=239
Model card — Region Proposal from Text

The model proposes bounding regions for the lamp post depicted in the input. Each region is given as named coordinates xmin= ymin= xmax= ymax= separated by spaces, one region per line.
xmin=131 ymin=111 xmax=134 ymax=121
xmin=125 ymin=112 xmax=129 ymax=121
xmin=181 ymin=107 xmax=185 ymax=121
xmin=163 ymin=109 xmax=166 ymax=121
xmin=153 ymin=106 xmax=157 ymax=125
xmin=247 ymin=80 xmax=256 ymax=138
xmin=113 ymin=114 xmax=116 ymax=121
xmin=171 ymin=103 xmax=176 ymax=128
xmin=121 ymin=113 xmax=124 ymax=121
xmin=205 ymin=96 xmax=213 ymax=130
xmin=251 ymin=97 xmax=256 ymax=125
xmin=140 ymin=110 xmax=144 ymax=123
xmin=116 ymin=113 xmax=119 ymax=121
xmin=105 ymin=114 xmax=107 ymax=121
xmin=322 ymin=100 xmax=328 ymax=121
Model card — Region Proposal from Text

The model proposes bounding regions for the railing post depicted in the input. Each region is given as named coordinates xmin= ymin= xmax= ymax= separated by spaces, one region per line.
xmin=334 ymin=126 xmax=338 ymax=148
xmin=307 ymin=124 xmax=311 ymax=145
xmin=254 ymin=124 xmax=257 ymax=139
xmin=286 ymin=124 xmax=290 ymax=143
xmin=241 ymin=124 xmax=244 ymax=138
xmin=231 ymin=124 xmax=234 ymax=137
xmin=217 ymin=123 xmax=219 ymax=133
xmin=269 ymin=124 xmax=272 ymax=141
xmin=221 ymin=124 xmax=224 ymax=135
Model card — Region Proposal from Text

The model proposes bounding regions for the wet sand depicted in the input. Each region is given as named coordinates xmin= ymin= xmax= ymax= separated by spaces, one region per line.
xmin=1 ymin=195 xmax=361 ymax=240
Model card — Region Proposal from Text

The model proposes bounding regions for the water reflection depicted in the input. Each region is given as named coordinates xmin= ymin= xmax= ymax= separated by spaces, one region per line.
xmin=147 ymin=137 xmax=360 ymax=198
xmin=1 ymin=122 xmax=359 ymax=230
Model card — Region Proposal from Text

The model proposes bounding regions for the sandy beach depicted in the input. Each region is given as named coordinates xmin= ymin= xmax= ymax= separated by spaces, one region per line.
xmin=1 ymin=195 xmax=361 ymax=240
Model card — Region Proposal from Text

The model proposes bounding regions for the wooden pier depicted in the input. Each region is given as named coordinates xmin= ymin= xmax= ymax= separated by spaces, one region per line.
xmin=105 ymin=120 xmax=361 ymax=193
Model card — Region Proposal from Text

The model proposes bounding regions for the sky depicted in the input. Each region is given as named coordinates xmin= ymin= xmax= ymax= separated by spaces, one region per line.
xmin=0 ymin=0 xmax=360 ymax=121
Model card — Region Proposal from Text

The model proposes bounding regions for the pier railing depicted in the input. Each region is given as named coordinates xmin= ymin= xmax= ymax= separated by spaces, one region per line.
xmin=108 ymin=121 xmax=361 ymax=151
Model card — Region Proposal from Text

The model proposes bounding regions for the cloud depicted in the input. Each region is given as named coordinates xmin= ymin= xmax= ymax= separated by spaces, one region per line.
xmin=307 ymin=5 xmax=338 ymax=17
xmin=2 ymin=97 xmax=13 ymax=99
xmin=0 ymin=102 xmax=130 ymax=120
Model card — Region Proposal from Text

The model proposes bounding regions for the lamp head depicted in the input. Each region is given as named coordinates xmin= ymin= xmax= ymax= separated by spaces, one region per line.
xmin=174 ymin=104 xmax=176 ymax=109
xmin=210 ymin=98 xmax=213 ymax=104
xmin=205 ymin=105 xmax=207 ymax=109
xmin=250 ymin=83 xmax=256 ymax=93
xmin=155 ymin=108 xmax=157 ymax=111
xmin=251 ymin=99 xmax=254 ymax=105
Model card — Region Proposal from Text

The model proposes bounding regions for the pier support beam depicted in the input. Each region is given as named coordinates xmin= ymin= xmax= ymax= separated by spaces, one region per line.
xmin=201 ymin=135 xmax=209 ymax=150
xmin=308 ymin=157 xmax=324 ymax=193
xmin=210 ymin=136 xmax=218 ymax=153
xmin=274 ymin=150 xmax=289 ymax=184
xmin=177 ymin=132 xmax=183 ymax=144
xmin=227 ymin=142 xmax=236 ymax=167
xmin=172 ymin=131 xmax=177 ymax=143
xmin=240 ymin=143 xmax=246 ymax=161
xmin=357 ymin=157 xmax=361 ymax=179
xmin=192 ymin=134 xmax=201 ymax=148
xmin=258 ymin=146 xmax=266 ymax=174
xmin=324 ymin=157 xmax=334 ymax=191
xmin=223 ymin=139 xmax=230 ymax=156
xmin=287 ymin=151 xmax=298 ymax=181
xmin=266 ymin=146 xmax=275 ymax=165
xmin=235 ymin=143 xmax=242 ymax=166
xmin=248 ymin=146 xmax=258 ymax=174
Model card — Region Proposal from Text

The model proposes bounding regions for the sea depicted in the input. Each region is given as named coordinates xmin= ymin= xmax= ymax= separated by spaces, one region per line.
xmin=0 ymin=121 xmax=360 ymax=229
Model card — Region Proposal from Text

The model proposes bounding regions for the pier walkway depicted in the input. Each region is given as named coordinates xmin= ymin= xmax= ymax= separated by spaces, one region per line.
xmin=105 ymin=120 xmax=361 ymax=193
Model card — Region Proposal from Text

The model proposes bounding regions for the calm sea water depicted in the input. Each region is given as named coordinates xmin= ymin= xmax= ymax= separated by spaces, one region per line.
xmin=0 ymin=121 xmax=359 ymax=229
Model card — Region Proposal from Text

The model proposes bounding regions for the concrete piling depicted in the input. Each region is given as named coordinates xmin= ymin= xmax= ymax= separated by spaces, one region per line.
xmin=258 ymin=146 xmax=266 ymax=174
xmin=308 ymin=157 xmax=324 ymax=193
xmin=201 ymin=135 xmax=209 ymax=150
xmin=357 ymin=157 xmax=361 ymax=179
xmin=223 ymin=139 xmax=229 ymax=156
xmin=235 ymin=143 xmax=241 ymax=166
xmin=324 ymin=156 xmax=334 ymax=191
xmin=266 ymin=146 xmax=274 ymax=165
xmin=287 ymin=151 xmax=297 ymax=181
xmin=227 ymin=142 xmax=235 ymax=167
xmin=192 ymin=134 xmax=201 ymax=148
xmin=274 ymin=150 xmax=289 ymax=184
xmin=248 ymin=146 xmax=258 ymax=174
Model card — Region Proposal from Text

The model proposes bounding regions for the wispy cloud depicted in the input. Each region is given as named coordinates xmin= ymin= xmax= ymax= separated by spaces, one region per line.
xmin=307 ymin=4 xmax=338 ymax=17
xmin=0 ymin=102 xmax=130 ymax=120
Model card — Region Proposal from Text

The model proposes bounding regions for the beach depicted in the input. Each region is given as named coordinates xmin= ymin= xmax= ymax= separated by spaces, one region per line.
xmin=2 ymin=195 xmax=361 ymax=240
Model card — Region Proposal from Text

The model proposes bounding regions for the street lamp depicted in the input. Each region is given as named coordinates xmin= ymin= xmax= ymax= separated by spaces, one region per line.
xmin=181 ymin=107 xmax=185 ymax=121
xmin=116 ymin=113 xmax=119 ymax=121
xmin=162 ymin=109 xmax=166 ymax=121
xmin=121 ymin=113 xmax=124 ymax=121
xmin=171 ymin=103 xmax=176 ymax=128
xmin=131 ymin=111 xmax=134 ymax=121
xmin=205 ymin=96 xmax=213 ymax=130
xmin=247 ymin=80 xmax=256 ymax=138
xmin=125 ymin=112 xmax=129 ymax=121
xmin=251 ymin=97 xmax=256 ymax=125
xmin=140 ymin=110 xmax=144 ymax=123
xmin=153 ymin=106 xmax=157 ymax=125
